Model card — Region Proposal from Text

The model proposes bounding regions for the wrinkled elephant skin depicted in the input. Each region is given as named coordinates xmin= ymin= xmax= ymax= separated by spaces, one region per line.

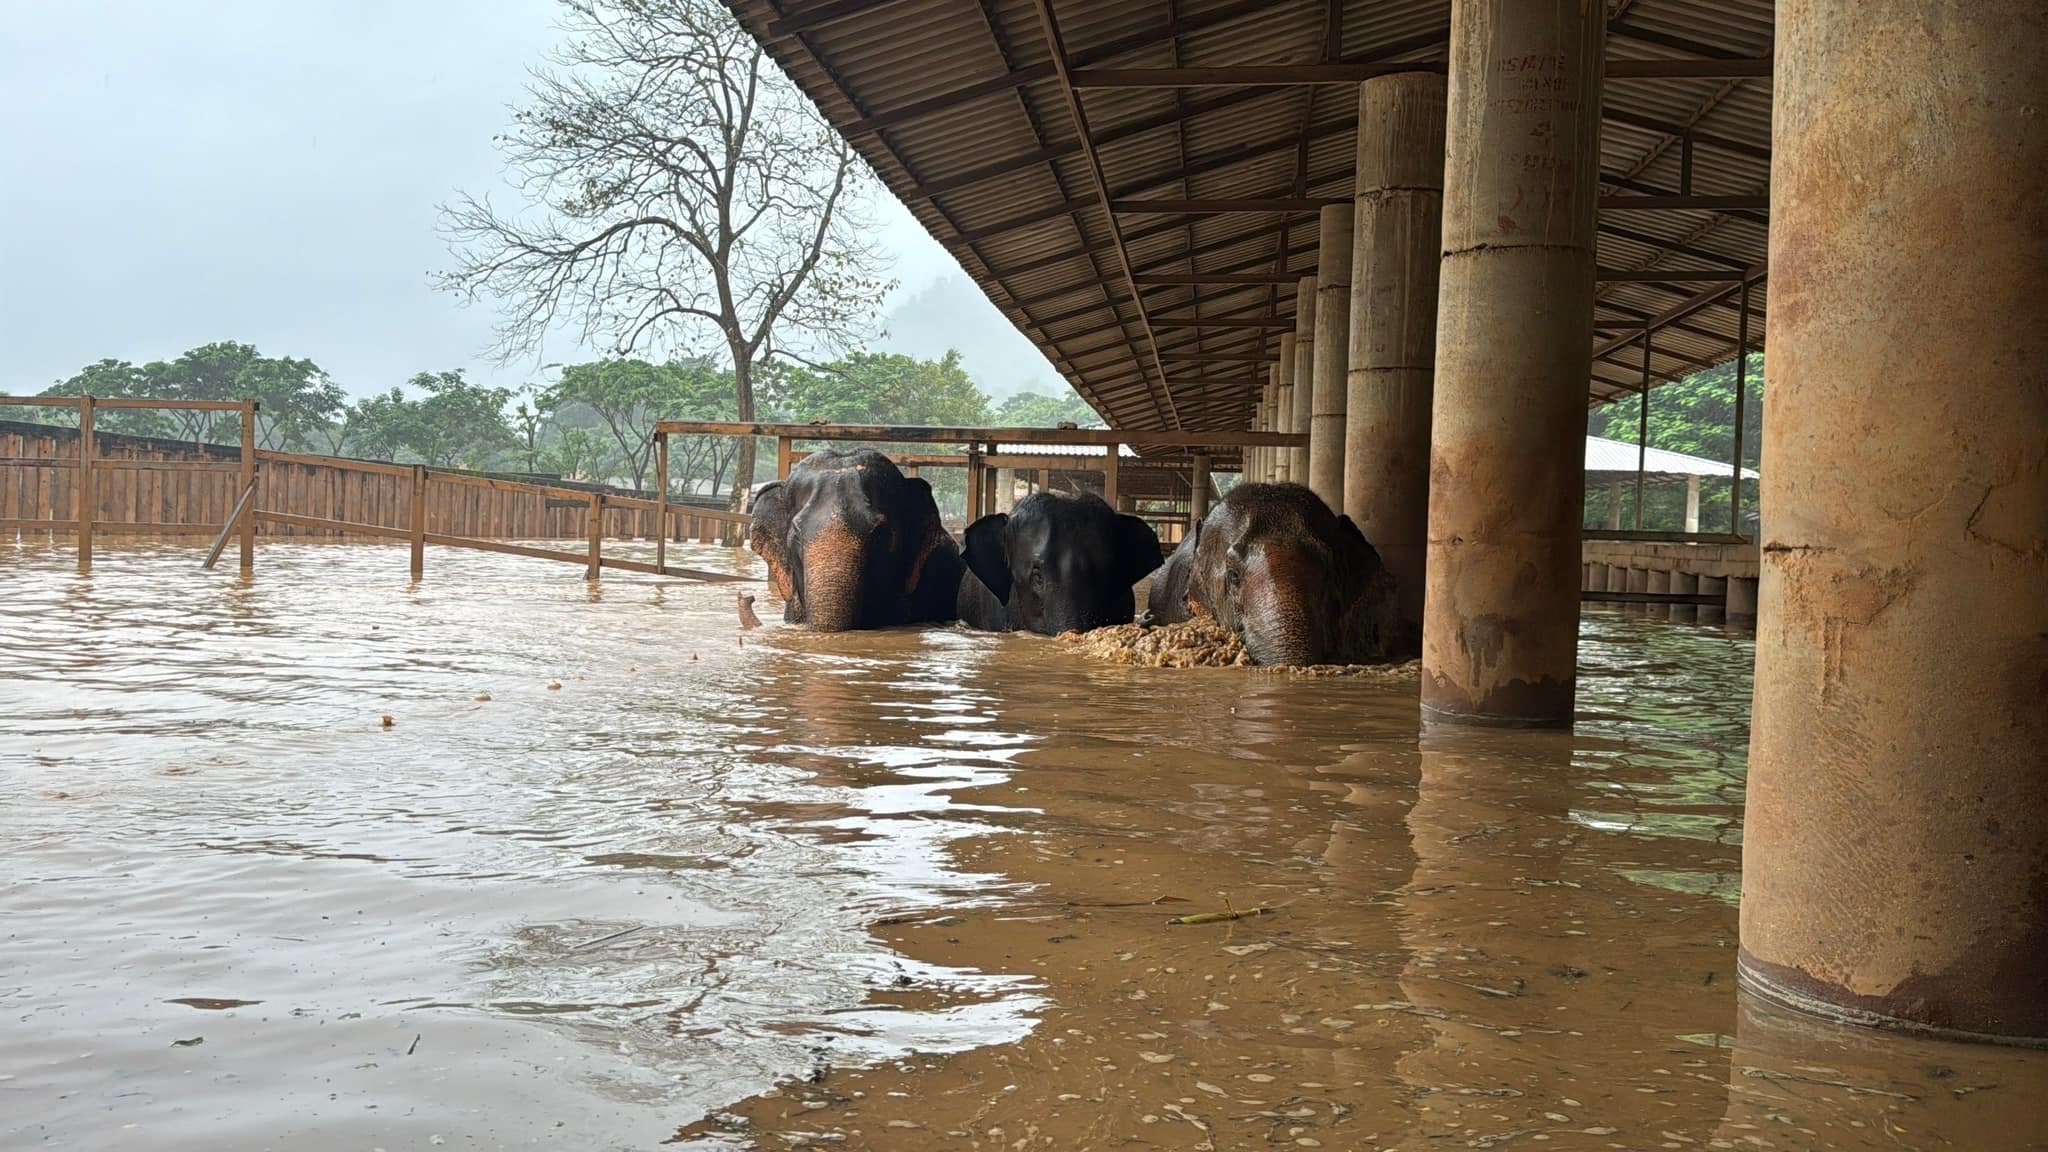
xmin=748 ymin=450 xmax=963 ymax=631
xmin=1150 ymin=482 xmax=1412 ymax=666
xmin=959 ymin=491 xmax=1163 ymax=635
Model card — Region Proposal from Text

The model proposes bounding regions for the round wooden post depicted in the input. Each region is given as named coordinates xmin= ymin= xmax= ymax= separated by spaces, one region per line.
xmin=655 ymin=433 xmax=670 ymax=575
xmin=238 ymin=399 xmax=257 ymax=572
xmin=585 ymin=492 xmax=603 ymax=580
xmin=76 ymin=395 xmax=95 ymax=572
xmin=409 ymin=466 xmax=427 ymax=579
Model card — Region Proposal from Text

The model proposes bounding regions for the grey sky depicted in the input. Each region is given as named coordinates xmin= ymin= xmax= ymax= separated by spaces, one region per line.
xmin=2 ymin=0 xmax=1056 ymax=401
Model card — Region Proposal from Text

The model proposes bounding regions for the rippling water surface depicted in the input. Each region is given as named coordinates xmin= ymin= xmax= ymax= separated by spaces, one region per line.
xmin=3 ymin=538 xmax=2040 ymax=1151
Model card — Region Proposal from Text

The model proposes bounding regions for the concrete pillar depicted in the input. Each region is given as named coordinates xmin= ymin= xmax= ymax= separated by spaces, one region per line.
xmin=1274 ymin=336 xmax=1297 ymax=483
xmin=1668 ymin=570 xmax=1698 ymax=623
xmin=1605 ymin=481 xmax=1623 ymax=529
xmin=1252 ymin=387 xmax=1271 ymax=483
xmin=1684 ymin=473 xmax=1702 ymax=533
xmin=1696 ymin=575 xmax=1725 ymax=625
xmin=1604 ymin=563 xmax=1628 ymax=593
xmin=1307 ymin=205 xmax=1354 ymax=510
xmin=1742 ymin=0 xmax=2048 ymax=1045
xmin=1723 ymin=576 xmax=1757 ymax=621
xmin=1189 ymin=454 xmax=1211 ymax=525
xmin=1344 ymin=71 xmax=1447 ymax=642
xmin=1626 ymin=567 xmax=1649 ymax=593
xmin=1289 ymin=278 xmax=1317 ymax=483
xmin=1420 ymin=0 xmax=1602 ymax=727
xmin=994 ymin=468 xmax=1018 ymax=514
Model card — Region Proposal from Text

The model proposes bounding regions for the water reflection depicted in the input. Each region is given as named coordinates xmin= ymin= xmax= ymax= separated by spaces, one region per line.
xmin=4 ymin=545 xmax=2041 ymax=1151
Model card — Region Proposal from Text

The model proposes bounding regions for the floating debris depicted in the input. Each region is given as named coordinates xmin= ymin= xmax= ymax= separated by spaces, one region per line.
xmin=380 ymin=715 xmax=395 ymax=728
xmin=738 ymin=591 xmax=763 ymax=630
xmin=1056 ymin=617 xmax=1423 ymax=681
xmin=474 ymin=693 xmax=492 ymax=702
xmin=546 ymin=680 xmax=562 ymax=690
xmin=1168 ymin=906 xmax=1275 ymax=926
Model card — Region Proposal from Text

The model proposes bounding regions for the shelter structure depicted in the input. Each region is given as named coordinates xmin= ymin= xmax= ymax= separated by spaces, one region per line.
xmin=723 ymin=0 xmax=2045 ymax=1046
xmin=1583 ymin=434 xmax=1757 ymax=532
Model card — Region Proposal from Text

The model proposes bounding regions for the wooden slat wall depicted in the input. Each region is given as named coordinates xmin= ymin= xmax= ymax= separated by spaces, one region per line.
xmin=0 ymin=425 xmax=740 ymax=542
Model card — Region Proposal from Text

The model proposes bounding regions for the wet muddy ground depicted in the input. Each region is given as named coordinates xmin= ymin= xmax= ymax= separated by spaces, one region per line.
xmin=3 ymin=539 xmax=2042 ymax=1151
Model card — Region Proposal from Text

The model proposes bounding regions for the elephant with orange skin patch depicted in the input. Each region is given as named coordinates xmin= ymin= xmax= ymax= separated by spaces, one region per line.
xmin=747 ymin=450 xmax=963 ymax=631
xmin=1149 ymin=483 xmax=1413 ymax=666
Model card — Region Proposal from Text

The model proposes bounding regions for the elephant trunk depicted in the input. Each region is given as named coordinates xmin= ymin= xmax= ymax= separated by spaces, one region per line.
xmin=800 ymin=521 xmax=869 ymax=632
xmin=1241 ymin=544 xmax=1330 ymax=666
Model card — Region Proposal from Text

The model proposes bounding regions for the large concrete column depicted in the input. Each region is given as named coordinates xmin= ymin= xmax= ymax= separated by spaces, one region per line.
xmin=1741 ymin=0 xmax=2047 ymax=1043
xmin=1344 ymin=72 xmax=1447 ymax=641
xmin=1307 ymin=206 xmax=1354 ymax=510
xmin=1274 ymin=335 xmax=1297 ymax=483
xmin=1420 ymin=0 xmax=1602 ymax=728
xmin=1252 ymin=386 xmax=1271 ymax=483
xmin=1289 ymin=275 xmax=1317 ymax=482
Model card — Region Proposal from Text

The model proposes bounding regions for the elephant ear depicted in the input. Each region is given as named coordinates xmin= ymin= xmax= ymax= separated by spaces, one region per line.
xmin=1336 ymin=513 xmax=1387 ymax=567
xmin=748 ymin=482 xmax=796 ymax=603
xmin=1113 ymin=513 xmax=1165 ymax=587
xmin=962 ymin=513 xmax=1013 ymax=603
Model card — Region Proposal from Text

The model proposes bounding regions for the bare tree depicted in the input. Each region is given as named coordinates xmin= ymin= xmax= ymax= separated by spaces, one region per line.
xmin=439 ymin=0 xmax=889 ymax=511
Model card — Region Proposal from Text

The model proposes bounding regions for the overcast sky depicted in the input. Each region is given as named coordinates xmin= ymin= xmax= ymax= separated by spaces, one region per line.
xmin=2 ymin=0 xmax=1056 ymax=401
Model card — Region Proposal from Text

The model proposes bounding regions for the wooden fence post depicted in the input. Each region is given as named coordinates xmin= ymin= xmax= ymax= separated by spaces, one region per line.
xmin=655 ymin=433 xmax=669 ymax=576
xmin=776 ymin=435 xmax=794 ymax=480
xmin=586 ymin=492 xmax=603 ymax=579
xmin=77 ymin=395 xmax=95 ymax=572
xmin=239 ymin=399 xmax=257 ymax=571
xmin=410 ymin=465 xmax=428 ymax=578
xmin=1102 ymin=443 xmax=1121 ymax=508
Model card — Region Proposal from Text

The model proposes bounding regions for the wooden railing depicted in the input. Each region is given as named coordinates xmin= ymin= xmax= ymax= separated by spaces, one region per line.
xmin=655 ymin=420 xmax=1294 ymax=521
xmin=2 ymin=398 xmax=748 ymax=582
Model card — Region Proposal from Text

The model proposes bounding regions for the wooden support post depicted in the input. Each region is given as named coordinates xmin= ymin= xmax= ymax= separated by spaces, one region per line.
xmin=409 ymin=466 xmax=428 ymax=578
xmin=76 ymin=394 xmax=95 ymax=571
xmin=655 ymin=433 xmax=669 ymax=576
xmin=776 ymin=435 xmax=794 ymax=480
xmin=1730 ymin=279 xmax=1750 ymax=534
xmin=1635 ymin=331 xmax=1651 ymax=529
xmin=966 ymin=449 xmax=984 ymax=521
xmin=1190 ymin=453 xmax=1211 ymax=525
xmin=586 ymin=493 xmax=603 ymax=579
xmin=1102 ymin=444 xmax=1121 ymax=507
xmin=1038 ymin=466 xmax=1052 ymax=493
xmin=238 ymin=399 xmax=257 ymax=571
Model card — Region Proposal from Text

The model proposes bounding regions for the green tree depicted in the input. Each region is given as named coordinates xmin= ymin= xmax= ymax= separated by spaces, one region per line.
xmin=1586 ymin=352 xmax=1763 ymax=532
xmin=340 ymin=371 xmax=517 ymax=469
xmin=33 ymin=342 xmax=343 ymax=450
xmin=541 ymin=358 xmax=730 ymax=490
xmin=994 ymin=385 xmax=1098 ymax=428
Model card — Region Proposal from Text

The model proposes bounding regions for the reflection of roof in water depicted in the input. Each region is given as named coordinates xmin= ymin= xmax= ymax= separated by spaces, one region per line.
xmin=1586 ymin=436 xmax=1758 ymax=480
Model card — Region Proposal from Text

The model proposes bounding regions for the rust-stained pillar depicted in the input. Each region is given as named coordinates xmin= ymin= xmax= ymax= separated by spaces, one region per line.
xmin=1274 ymin=335 xmax=1298 ymax=483
xmin=1345 ymin=71 xmax=1447 ymax=640
xmin=1742 ymin=0 xmax=2047 ymax=1043
xmin=1420 ymin=0 xmax=1602 ymax=728
xmin=1307 ymin=207 xmax=1353 ymax=510
xmin=1289 ymin=275 xmax=1317 ymax=483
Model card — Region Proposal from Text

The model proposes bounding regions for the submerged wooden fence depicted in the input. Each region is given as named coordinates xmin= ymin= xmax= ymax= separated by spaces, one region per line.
xmin=1 ymin=398 xmax=747 ymax=582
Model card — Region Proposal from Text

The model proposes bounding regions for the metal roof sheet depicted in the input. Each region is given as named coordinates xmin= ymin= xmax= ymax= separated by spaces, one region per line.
xmin=731 ymin=0 xmax=1770 ymax=434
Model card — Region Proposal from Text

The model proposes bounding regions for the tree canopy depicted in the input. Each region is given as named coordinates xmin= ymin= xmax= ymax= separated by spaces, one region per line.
xmin=1585 ymin=352 xmax=1763 ymax=532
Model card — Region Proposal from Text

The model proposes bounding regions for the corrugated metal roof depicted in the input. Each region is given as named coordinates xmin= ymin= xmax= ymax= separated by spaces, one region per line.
xmin=730 ymin=0 xmax=1770 ymax=435
xmin=1586 ymin=435 xmax=1758 ymax=479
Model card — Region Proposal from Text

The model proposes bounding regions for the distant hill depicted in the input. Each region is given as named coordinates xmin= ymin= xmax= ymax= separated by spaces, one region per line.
xmin=877 ymin=273 xmax=1061 ymax=399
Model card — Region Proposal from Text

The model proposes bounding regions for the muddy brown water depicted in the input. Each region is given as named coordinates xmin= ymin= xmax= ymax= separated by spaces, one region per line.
xmin=3 ymin=539 xmax=2042 ymax=1151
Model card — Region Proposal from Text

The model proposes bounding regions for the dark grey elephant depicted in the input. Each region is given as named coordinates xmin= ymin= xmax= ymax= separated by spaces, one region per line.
xmin=748 ymin=449 xmax=963 ymax=631
xmin=957 ymin=490 xmax=1163 ymax=635
xmin=1149 ymin=482 xmax=1412 ymax=666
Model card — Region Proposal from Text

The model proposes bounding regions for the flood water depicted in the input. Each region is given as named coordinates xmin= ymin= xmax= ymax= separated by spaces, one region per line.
xmin=3 ymin=539 xmax=2042 ymax=1151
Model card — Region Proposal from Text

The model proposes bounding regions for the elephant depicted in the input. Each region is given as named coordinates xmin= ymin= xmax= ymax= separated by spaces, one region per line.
xmin=1148 ymin=482 xmax=1413 ymax=666
xmin=748 ymin=449 xmax=964 ymax=631
xmin=957 ymin=490 xmax=1164 ymax=635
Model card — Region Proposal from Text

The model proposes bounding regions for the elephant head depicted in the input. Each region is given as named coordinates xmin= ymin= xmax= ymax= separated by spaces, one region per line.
xmin=1149 ymin=482 xmax=1412 ymax=666
xmin=748 ymin=449 xmax=962 ymax=631
xmin=959 ymin=490 xmax=1163 ymax=635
